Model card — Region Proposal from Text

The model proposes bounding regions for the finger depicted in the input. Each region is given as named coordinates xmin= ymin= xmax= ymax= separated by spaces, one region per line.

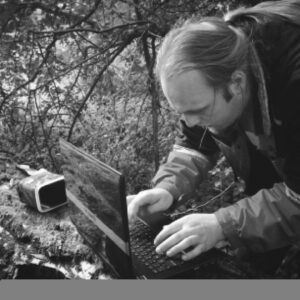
xmin=155 ymin=232 xmax=181 ymax=254
xmin=181 ymin=244 xmax=204 ymax=261
xmin=153 ymin=218 xmax=185 ymax=246
xmin=155 ymin=229 xmax=187 ymax=254
xmin=146 ymin=200 xmax=167 ymax=214
xmin=153 ymin=222 xmax=182 ymax=246
xmin=126 ymin=195 xmax=136 ymax=205
xmin=165 ymin=235 xmax=197 ymax=257
xmin=127 ymin=193 xmax=156 ymax=221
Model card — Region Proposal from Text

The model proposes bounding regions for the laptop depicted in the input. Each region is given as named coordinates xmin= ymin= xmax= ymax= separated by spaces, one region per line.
xmin=59 ymin=139 xmax=224 ymax=279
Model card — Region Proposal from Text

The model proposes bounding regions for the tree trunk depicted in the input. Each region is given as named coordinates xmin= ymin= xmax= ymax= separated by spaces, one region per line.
xmin=134 ymin=2 xmax=160 ymax=171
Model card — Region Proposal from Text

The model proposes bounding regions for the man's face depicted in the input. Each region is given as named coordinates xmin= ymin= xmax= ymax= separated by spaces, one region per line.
xmin=161 ymin=70 xmax=247 ymax=133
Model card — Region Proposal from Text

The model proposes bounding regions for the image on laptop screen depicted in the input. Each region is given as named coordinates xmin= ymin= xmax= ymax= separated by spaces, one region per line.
xmin=60 ymin=139 xmax=134 ymax=278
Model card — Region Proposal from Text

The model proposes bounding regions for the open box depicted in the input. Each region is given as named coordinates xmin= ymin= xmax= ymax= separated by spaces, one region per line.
xmin=17 ymin=171 xmax=67 ymax=213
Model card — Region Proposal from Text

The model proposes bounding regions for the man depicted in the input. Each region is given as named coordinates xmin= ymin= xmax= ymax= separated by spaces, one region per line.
xmin=127 ymin=0 xmax=300 ymax=271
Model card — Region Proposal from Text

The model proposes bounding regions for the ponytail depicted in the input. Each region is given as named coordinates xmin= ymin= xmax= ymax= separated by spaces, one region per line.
xmin=155 ymin=17 xmax=249 ymax=89
xmin=225 ymin=0 xmax=300 ymax=26
xmin=155 ymin=0 xmax=300 ymax=91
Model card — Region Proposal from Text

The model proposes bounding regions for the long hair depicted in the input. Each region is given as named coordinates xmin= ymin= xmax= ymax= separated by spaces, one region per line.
xmin=225 ymin=0 xmax=300 ymax=26
xmin=155 ymin=17 xmax=248 ymax=89
xmin=155 ymin=0 xmax=300 ymax=90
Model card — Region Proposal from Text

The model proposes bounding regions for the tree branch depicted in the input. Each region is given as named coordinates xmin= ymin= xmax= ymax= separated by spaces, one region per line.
xmin=0 ymin=37 xmax=57 ymax=113
xmin=69 ymin=0 xmax=102 ymax=29
xmin=134 ymin=0 xmax=160 ymax=170
xmin=67 ymin=35 xmax=136 ymax=141
xmin=32 ymin=20 xmax=152 ymax=37
xmin=0 ymin=0 xmax=99 ymax=32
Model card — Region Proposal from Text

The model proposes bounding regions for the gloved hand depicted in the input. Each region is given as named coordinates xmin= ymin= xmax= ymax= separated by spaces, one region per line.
xmin=154 ymin=213 xmax=225 ymax=260
xmin=127 ymin=188 xmax=174 ymax=223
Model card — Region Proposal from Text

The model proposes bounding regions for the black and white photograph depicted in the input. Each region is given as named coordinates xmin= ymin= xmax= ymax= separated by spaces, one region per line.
xmin=1 ymin=0 xmax=300 ymax=288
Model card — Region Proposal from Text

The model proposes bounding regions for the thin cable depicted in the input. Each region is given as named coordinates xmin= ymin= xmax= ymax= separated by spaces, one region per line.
xmin=168 ymin=181 xmax=235 ymax=218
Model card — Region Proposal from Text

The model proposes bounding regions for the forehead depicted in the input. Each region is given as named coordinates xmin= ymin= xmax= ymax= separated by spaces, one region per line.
xmin=161 ymin=70 xmax=214 ymax=113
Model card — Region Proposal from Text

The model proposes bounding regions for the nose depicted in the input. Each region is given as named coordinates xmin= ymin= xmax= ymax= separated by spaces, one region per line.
xmin=183 ymin=113 xmax=201 ymax=127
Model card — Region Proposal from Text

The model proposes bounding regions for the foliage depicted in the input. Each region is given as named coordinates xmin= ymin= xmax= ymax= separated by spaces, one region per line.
xmin=0 ymin=0 xmax=267 ymax=193
xmin=3 ymin=1 xmax=298 ymax=280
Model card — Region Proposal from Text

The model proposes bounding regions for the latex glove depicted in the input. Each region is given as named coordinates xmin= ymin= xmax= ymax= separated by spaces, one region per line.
xmin=154 ymin=213 xmax=225 ymax=261
xmin=127 ymin=188 xmax=173 ymax=223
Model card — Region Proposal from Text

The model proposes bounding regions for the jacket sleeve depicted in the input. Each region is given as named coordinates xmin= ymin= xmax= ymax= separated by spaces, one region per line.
xmin=214 ymin=21 xmax=300 ymax=252
xmin=215 ymin=183 xmax=300 ymax=252
xmin=152 ymin=119 xmax=219 ymax=201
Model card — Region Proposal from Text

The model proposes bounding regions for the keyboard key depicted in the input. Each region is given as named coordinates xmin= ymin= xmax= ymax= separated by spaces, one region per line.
xmin=130 ymin=219 xmax=186 ymax=274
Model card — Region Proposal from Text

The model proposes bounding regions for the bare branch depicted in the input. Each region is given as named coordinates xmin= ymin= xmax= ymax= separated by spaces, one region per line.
xmin=32 ymin=21 xmax=152 ymax=37
xmin=0 ymin=0 xmax=99 ymax=32
xmin=67 ymin=34 xmax=137 ymax=141
xmin=0 ymin=37 xmax=57 ymax=113
xmin=34 ymin=38 xmax=123 ymax=92
xmin=69 ymin=0 xmax=102 ymax=29
xmin=33 ymin=91 xmax=58 ymax=171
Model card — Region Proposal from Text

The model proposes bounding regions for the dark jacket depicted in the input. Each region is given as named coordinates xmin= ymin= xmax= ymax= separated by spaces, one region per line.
xmin=152 ymin=19 xmax=300 ymax=253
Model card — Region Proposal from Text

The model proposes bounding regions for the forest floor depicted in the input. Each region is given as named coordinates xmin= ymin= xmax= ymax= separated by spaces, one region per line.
xmin=1 ymin=156 xmax=300 ymax=279
xmin=0 ymin=158 xmax=111 ymax=279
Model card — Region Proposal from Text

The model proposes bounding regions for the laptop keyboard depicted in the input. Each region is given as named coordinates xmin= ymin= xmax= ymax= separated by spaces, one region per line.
xmin=130 ymin=219 xmax=185 ymax=274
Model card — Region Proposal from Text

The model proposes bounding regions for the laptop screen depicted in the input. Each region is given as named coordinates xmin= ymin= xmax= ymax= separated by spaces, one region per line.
xmin=59 ymin=139 xmax=134 ymax=278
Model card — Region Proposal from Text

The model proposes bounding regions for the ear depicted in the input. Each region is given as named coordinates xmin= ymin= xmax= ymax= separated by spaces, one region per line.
xmin=228 ymin=70 xmax=247 ymax=97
